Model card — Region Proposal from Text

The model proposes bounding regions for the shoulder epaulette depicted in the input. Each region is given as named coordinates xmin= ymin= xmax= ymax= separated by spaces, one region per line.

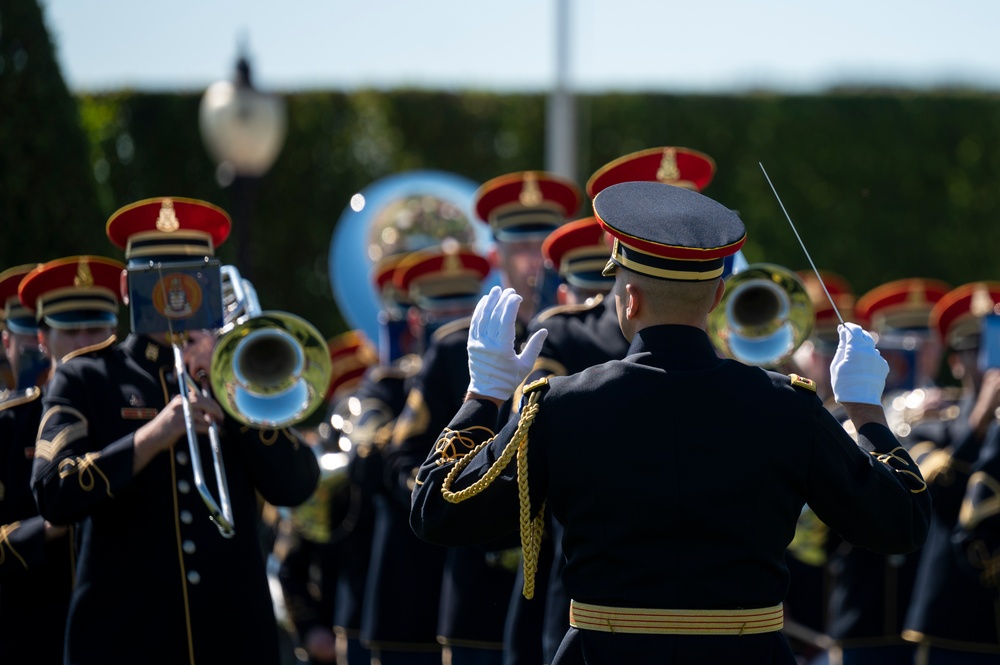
xmin=62 ymin=334 xmax=117 ymax=363
xmin=523 ymin=376 xmax=550 ymax=394
xmin=535 ymin=293 xmax=604 ymax=323
xmin=431 ymin=316 xmax=473 ymax=343
xmin=788 ymin=373 xmax=817 ymax=393
xmin=0 ymin=386 xmax=41 ymax=412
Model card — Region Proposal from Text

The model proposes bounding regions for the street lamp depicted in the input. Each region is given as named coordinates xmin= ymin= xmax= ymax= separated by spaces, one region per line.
xmin=199 ymin=48 xmax=287 ymax=281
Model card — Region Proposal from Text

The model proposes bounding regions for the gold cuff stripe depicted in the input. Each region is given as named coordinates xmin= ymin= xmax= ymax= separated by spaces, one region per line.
xmin=569 ymin=600 xmax=784 ymax=635
xmin=0 ymin=522 xmax=28 ymax=570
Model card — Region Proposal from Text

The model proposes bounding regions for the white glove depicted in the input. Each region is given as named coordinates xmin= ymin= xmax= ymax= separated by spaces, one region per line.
xmin=830 ymin=322 xmax=889 ymax=405
xmin=467 ymin=286 xmax=549 ymax=400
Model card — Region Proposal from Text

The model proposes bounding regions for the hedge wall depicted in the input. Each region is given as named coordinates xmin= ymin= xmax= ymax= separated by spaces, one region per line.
xmin=62 ymin=89 xmax=1000 ymax=340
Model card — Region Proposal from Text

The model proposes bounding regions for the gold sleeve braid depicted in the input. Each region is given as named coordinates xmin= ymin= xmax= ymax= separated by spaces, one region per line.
xmin=439 ymin=389 xmax=545 ymax=599
xmin=870 ymin=447 xmax=928 ymax=494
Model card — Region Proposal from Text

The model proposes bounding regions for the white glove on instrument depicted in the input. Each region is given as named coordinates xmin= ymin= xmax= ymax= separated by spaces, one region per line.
xmin=830 ymin=322 xmax=889 ymax=405
xmin=467 ymin=286 xmax=549 ymax=401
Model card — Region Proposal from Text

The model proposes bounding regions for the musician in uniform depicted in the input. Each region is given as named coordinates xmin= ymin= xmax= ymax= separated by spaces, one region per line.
xmin=387 ymin=174 xmax=580 ymax=665
xmin=811 ymin=277 xmax=948 ymax=665
xmin=902 ymin=281 xmax=1000 ymax=662
xmin=0 ymin=264 xmax=47 ymax=393
xmin=30 ymin=197 xmax=321 ymax=665
xmin=409 ymin=181 xmax=931 ymax=665
xmin=276 ymin=329 xmax=379 ymax=664
xmin=362 ymin=247 xmax=493 ymax=665
xmin=0 ymin=256 xmax=123 ymax=664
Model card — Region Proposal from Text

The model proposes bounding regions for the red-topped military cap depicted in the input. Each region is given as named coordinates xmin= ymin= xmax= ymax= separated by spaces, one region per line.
xmin=19 ymin=256 xmax=125 ymax=330
xmin=326 ymin=329 xmax=378 ymax=403
xmin=586 ymin=146 xmax=717 ymax=199
xmin=107 ymin=197 xmax=232 ymax=260
xmin=393 ymin=246 xmax=491 ymax=310
xmin=0 ymin=263 xmax=42 ymax=335
xmin=474 ymin=171 xmax=582 ymax=242
xmin=542 ymin=216 xmax=614 ymax=292
xmin=371 ymin=254 xmax=412 ymax=306
xmin=931 ymin=281 xmax=1000 ymax=350
xmin=795 ymin=270 xmax=854 ymax=344
xmin=593 ymin=181 xmax=745 ymax=282
xmin=855 ymin=278 xmax=951 ymax=333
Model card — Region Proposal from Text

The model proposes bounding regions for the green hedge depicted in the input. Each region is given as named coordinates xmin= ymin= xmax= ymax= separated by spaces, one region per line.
xmin=68 ymin=89 xmax=1000 ymax=340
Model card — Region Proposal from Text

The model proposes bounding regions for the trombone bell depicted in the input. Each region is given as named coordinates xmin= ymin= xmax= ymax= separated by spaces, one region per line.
xmin=707 ymin=263 xmax=815 ymax=368
xmin=211 ymin=312 xmax=332 ymax=428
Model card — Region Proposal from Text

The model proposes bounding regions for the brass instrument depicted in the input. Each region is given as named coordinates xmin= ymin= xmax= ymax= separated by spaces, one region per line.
xmin=707 ymin=263 xmax=815 ymax=368
xmin=172 ymin=343 xmax=235 ymax=537
xmin=209 ymin=266 xmax=332 ymax=429
xmin=172 ymin=265 xmax=331 ymax=538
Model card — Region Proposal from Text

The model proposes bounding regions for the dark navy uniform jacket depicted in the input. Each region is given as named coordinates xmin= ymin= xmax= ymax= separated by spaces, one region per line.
xmin=347 ymin=356 xmax=445 ymax=652
xmin=388 ymin=317 xmax=518 ymax=651
xmin=506 ymin=294 xmax=629 ymax=665
xmin=31 ymin=334 xmax=320 ymax=665
xmin=330 ymin=362 xmax=411 ymax=643
xmin=955 ymin=422 xmax=1000 ymax=600
xmin=903 ymin=397 xmax=1000 ymax=655
xmin=412 ymin=325 xmax=931 ymax=664
xmin=1 ymin=389 xmax=73 ymax=665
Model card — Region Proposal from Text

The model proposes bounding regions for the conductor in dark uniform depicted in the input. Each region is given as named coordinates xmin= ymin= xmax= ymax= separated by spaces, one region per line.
xmin=30 ymin=197 xmax=321 ymax=665
xmin=409 ymin=181 xmax=931 ymax=665
xmin=1 ymin=256 xmax=123 ymax=665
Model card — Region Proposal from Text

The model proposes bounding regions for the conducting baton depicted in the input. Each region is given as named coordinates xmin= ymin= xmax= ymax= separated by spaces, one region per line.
xmin=758 ymin=162 xmax=844 ymax=325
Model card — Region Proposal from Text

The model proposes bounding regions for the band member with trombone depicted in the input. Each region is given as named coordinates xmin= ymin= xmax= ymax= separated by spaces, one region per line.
xmin=1 ymin=256 xmax=122 ymax=665
xmin=30 ymin=197 xmax=322 ymax=665
xmin=410 ymin=181 xmax=930 ymax=665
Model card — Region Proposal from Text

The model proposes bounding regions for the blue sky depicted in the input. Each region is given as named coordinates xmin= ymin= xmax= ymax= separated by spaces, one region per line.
xmin=40 ymin=0 xmax=1000 ymax=94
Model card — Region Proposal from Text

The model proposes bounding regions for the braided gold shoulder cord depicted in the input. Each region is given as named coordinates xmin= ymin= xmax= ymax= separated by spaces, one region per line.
xmin=440 ymin=390 xmax=545 ymax=598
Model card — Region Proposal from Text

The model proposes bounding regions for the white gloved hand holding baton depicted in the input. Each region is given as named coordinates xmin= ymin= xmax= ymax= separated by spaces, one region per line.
xmin=467 ymin=286 xmax=548 ymax=402
xmin=830 ymin=322 xmax=889 ymax=405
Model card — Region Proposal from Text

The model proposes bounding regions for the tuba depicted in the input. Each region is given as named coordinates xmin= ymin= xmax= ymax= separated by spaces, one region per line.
xmin=327 ymin=170 xmax=496 ymax=346
xmin=707 ymin=262 xmax=815 ymax=368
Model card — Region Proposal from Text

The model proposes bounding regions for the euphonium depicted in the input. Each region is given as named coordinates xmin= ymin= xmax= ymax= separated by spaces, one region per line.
xmin=707 ymin=263 xmax=815 ymax=368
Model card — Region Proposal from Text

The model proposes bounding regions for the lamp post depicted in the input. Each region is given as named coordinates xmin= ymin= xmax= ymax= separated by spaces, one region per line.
xmin=199 ymin=49 xmax=287 ymax=282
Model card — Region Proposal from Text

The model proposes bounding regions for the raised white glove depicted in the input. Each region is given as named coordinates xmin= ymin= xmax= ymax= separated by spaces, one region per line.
xmin=467 ymin=286 xmax=549 ymax=400
xmin=830 ymin=322 xmax=889 ymax=405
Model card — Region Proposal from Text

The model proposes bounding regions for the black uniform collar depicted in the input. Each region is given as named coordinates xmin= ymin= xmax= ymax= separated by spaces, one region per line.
xmin=625 ymin=324 xmax=723 ymax=371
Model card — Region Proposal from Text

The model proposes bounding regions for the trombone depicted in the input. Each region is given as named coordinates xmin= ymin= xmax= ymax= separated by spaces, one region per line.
xmin=171 ymin=265 xmax=331 ymax=538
